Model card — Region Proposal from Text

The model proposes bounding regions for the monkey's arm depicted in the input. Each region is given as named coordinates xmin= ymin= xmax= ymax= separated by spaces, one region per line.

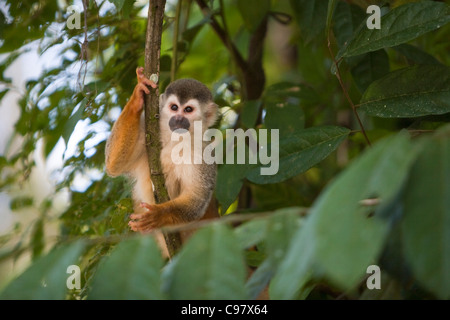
xmin=105 ymin=67 xmax=157 ymax=176
xmin=128 ymin=164 xmax=216 ymax=231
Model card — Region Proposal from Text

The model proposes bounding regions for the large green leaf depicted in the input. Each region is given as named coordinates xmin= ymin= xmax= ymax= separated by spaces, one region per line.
xmin=89 ymin=236 xmax=164 ymax=299
xmin=264 ymin=100 xmax=305 ymax=135
xmin=290 ymin=0 xmax=328 ymax=43
xmin=402 ymin=127 xmax=450 ymax=299
xmin=264 ymin=207 xmax=303 ymax=266
xmin=393 ymin=44 xmax=442 ymax=66
xmin=246 ymin=126 xmax=350 ymax=184
xmin=162 ymin=223 xmax=248 ymax=299
xmin=359 ymin=65 xmax=450 ymax=118
xmin=332 ymin=1 xmax=365 ymax=50
xmin=337 ymin=2 xmax=450 ymax=59
xmin=216 ymin=162 xmax=249 ymax=212
xmin=331 ymin=1 xmax=366 ymax=74
xmin=263 ymin=82 xmax=317 ymax=135
xmin=0 ymin=241 xmax=85 ymax=299
xmin=326 ymin=0 xmax=337 ymax=33
xmin=310 ymin=133 xmax=417 ymax=289
xmin=269 ymin=222 xmax=314 ymax=300
xmin=237 ymin=208 xmax=303 ymax=299
xmin=246 ymin=258 xmax=274 ymax=300
xmin=351 ymin=49 xmax=389 ymax=93
xmin=271 ymin=133 xmax=418 ymax=298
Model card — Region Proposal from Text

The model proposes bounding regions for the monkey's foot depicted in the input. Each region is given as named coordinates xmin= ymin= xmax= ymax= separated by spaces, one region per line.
xmin=129 ymin=202 xmax=172 ymax=232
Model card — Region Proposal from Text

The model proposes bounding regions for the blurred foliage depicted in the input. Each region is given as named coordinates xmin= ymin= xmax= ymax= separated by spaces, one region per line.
xmin=0 ymin=0 xmax=449 ymax=300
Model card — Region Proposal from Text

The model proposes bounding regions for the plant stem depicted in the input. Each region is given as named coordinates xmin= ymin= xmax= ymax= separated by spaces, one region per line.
xmin=327 ymin=31 xmax=371 ymax=146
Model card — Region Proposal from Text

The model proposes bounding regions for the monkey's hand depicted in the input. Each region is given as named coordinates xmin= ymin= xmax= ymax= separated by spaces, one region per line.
xmin=129 ymin=67 xmax=158 ymax=114
xmin=128 ymin=202 xmax=180 ymax=232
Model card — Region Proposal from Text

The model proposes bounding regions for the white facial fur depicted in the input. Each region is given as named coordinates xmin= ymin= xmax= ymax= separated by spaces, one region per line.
xmin=160 ymin=94 xmax=212 ymax=133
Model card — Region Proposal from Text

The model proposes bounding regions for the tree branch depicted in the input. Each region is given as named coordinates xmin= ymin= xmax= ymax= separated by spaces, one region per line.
xmin=144 ymin=0 xmax=182 ymax=257
xmin=194 ymin=0 xmax=247 ymax=73
xmin=244 ymin=16 xmax=267 ymax=101
xmin=195 ymin=0 xmax=269 ymax=210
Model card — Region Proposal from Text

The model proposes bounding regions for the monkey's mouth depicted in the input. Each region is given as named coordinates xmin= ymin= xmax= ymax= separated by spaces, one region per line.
xmin=171 ymin=128 xmax=189 ymax=134
xmin=169 ymin=116 xmax=190 ymax=132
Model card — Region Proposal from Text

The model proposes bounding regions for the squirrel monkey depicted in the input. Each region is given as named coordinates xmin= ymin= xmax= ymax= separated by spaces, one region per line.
xmin=105 ymin=67 xmax=219 ymax=235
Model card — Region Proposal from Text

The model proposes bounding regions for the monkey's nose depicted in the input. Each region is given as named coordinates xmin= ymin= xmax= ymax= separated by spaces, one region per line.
xmin=169 ymin=116 xmax=190 ymax=132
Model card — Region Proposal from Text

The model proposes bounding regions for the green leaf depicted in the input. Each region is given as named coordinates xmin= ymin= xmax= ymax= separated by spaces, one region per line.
xmin=10 ymin=196 xmax=34 ymax=210
xmin=290 ymin=0 xmax=328 ymax=43
xmin=351 ymin=49 xmax=389 ymax=93
xmin=240 ymin=100 xmax=262 ymax=128
xmin=337 ymin=2 xmax=450 ymax=59
xmin=236 ymin=0 xmax=270 ymax=33
xmin=0 ymin=156 xmax=7 ymax=169
xmin=265 ymin=207 xmax=303 ymax=265
xmin=269 ymin=223 xmax=314 ymax=299
xmin=326 ymin=0 xmax=337 ymax=33
xmin=122 ymin=0 xmax=136 ymax=18
xmin=264 ymin=100 xmax=305 ymax=135
xmin=216 ymin=162 xmax=249 ymax=212
xmin=246 ymin=258 xmax=274 ymax=300
xmin=263 ymin=83 xmax=317 ymax=131
xmin=331 ymin=1 xmax=366 ymax=74
xmin=234 ymin=207 xmax=302 ymax=252
xmin=162 ymin=223 xmax=248 ymax=299
xmin=0 ymin=88 xmax=9 ymax=101
xmin=402 ymin=127 xmax=450 ymax=299
xmin=0 ymin=241 xmax=85 ymax=299
xmin=108 ymin=198 xmax=133 ymax=234
xmin=271 ymin=133 xmax=418 ymax=298
xmin=234 ymin=218 xmax=268 ymax=250
xmin=89 ymin=236 xmax=164 ymax=299
xmin=332 ymin=2 xmax=366 ymax=50
xmin=245 ymin=250 xmax=265 ymax=268
xmin=310 ymin=133 xmax=419 ymax=289
xmin=31 ymin=219 xmax=45 ymax=259
xmin=359 ymin=65 xmax=450 ymax=118
xmin=246 ymin=126 xmax=350 ymax=184
xmin=393 ymin=44 xmax=442 ymax=66
xmin=247 ymin=207 xmax=304 ymax=299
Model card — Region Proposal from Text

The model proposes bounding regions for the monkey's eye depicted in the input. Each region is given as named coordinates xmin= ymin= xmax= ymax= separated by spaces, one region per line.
xmin=184 ymin=106 xmax=193 ymax=113
xmin=171 ymin=104 xmax=178 ymax=111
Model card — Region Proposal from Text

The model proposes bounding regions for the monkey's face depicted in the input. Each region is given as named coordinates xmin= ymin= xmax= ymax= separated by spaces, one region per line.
xmin=159 ymin=79 xmax=219 ymax=139
xmin=161 ymin=94 xmax=204 ymax=134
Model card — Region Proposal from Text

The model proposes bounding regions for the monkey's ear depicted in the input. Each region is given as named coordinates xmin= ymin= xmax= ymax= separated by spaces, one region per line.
xmin=159 ymin=93 xmax=166 ymax=110
xmin=204 ymin=102 xmax=219 ymax=127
